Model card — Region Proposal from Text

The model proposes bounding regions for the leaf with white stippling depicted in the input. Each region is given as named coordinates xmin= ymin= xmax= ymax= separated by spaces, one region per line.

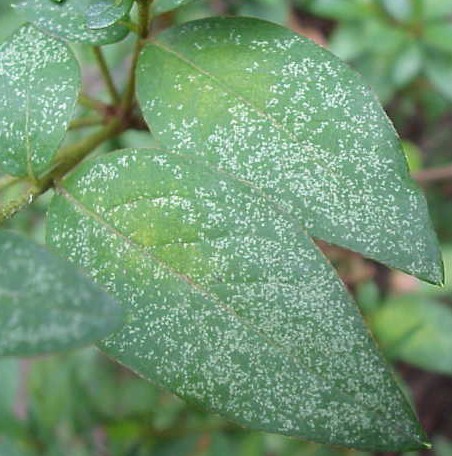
xmin=152 ymin=0 xmax=196 ymax=15
xmin=0 ymin=230 xmax=124 ymax=357
xmin=136 ymin=17 xmax=443 ymax=285
xmin=0 ymin=24 xmax=80 ymax=178
xmin=47 ymin=148 xmax=428 ymax=451
xmin=15 ymin=0 xmax=129 ymax=45
xmin=86 ymin=0 xmax=133 ymax=30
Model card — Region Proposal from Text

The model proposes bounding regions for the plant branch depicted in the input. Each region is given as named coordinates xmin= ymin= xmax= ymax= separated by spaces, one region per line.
xmin=121 ymin=0 xmax=152 ymax=113
xmin=0 ymin=2 xmax=153 ymax=225
xmin=414 ymin=165 xmax=452 ymax=185
xmin=51 ymin=119 xmax=125 ymax=184
xmin=93 ymin=46 xmax=121 ymax=105
xmin=69 ymin=116 xmax=105 ymax=130
xmin=78 ymin=94 xmax=110 ymax=115
xmin=0 ymin=120 xmax=125 ymax=225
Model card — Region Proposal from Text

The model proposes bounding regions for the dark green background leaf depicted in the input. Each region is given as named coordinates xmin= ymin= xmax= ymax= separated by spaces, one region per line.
xmin=0 ymin=24 xmax=80 ymax=178
xmin=152 ymin=0 xmax=196 ymax=15
xmin=48 ymin=149 xmax=426 ymax=451
xmin=372 ymin=296 xmax=452 ymax=375
xmin=136 ymin=17 xmax=442 ymax=285
xmin=0 ymin=230 xmax=124 ymax=356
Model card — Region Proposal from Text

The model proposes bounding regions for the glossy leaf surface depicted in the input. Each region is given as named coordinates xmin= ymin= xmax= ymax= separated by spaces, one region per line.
xmin=0 ymin=24 xmax=80 ymax=178
xmin=47 ymin=149 xmax=426 ymax=451
xmin=15 ymin=0 xmax=129 ymax=45
xmin=86 ymin=0 xmax=133 ymax=30
xmin=0 ymin=230 xmax=124 ymax=356
xmin=136 ymin=18 xmax=442 ymax=284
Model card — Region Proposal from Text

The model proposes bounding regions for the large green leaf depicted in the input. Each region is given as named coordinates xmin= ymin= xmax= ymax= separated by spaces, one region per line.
xmin=47 ymin=149 xmax=427 ymax=451
xmin=86 ymin=0 xmax=134 ymax=30
xmin=0 ymin=24 xmax=80 ymax=178
xmin=152 ymin=0 xmax=195 ymax=15
xmin=15 ymin=0 xmax=129 ymax=45
xmin=0 ymin=230 xmax=124 ymax=356
xmin=136 ymin=18 xmax=442 ymax=285
xmin=371 ymin=296 xmax=452 ymax=375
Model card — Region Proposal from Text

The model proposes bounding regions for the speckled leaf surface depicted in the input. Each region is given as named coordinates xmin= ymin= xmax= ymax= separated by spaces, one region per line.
xmin=47 ymin=149 xmax=426 ymax=451
xmin=15 ymin=0 xmax=129 ymax=45
xmin=86 ymin=0 xmax=133 ymax=30
xmin=0 ymin=24 xmax=80 ymax=178
xmin=0 ymin=230 xmax=124 ymax=357
xmin=152 ymin=0 xmax=195 ymax=15
xmin=136 ymin=17 xmax=442 ymax=285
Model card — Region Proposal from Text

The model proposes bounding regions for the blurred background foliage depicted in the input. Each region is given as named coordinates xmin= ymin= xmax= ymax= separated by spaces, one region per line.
xmin=0 ymin=0 xmax=452 ymax=455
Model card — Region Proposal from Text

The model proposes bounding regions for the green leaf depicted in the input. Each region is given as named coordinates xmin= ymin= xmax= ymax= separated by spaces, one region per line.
xmin=426 ymin=54 xmax=452 ymax=100
xmin=86 ymin=0 xmax=134 ymax=30
xmin=0 ymin=440 xmax=32 ymax=456
xmin=379 ymin=0 xmax=413 ymax=23
xmin=0 ymin=230 xmax=124 ymax=356
xmin=301 ymin=0 xmax=372 ymax=21
xmin=329 ymin=23 xmax=367 ymax=60
xmin=152 ymin=0 xmax=195 ymax=15
xmin=371 ymin=296 xmax=452 ymax=375
xmin=47 ymin=148 xmax=427 ymax=451
xmin=391 ymin=42 xmax=422 ymax=88
xmin=401 ymin=141 xmax=423 ymax=173
xmin=0 ymin=24 xmax=80 ymax=178
xmin=423 ymin=0 xmax=452 ymax=20
xmin=136 ymin=17 xmax=442 ymax=284
xmin=0 ymin=358 xmax=20 ymax=431
xmin=424 ymin=23 xmax=452 ymax=56
xmin=421 ymin=245 xmax=452 ymax=296
xmin=15 ymin=0 xmax=129 ymax=45
xmin=239 ymin=0 xmax=291 ymax=24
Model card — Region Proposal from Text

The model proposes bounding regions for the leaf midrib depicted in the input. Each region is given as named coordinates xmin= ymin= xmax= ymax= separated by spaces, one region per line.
xmin=56 ymin=181 xmax=417 ymax=440
xmin=150 ymin=39 xmax=345 ymax=186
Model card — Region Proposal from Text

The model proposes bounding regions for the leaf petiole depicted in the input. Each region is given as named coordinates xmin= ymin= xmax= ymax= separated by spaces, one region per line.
xmin=93 ymin=46 xmax=121 ymax=105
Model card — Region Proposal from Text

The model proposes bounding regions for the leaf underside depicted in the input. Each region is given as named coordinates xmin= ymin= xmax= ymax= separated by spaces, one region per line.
xmin=15 ymin=0 xmax=129 ymax=45
xmin=0 ymin=23 xmax=80 ymax=178
xmin=0 ymin=231 xmax=124 ymax=357
xmin=136 ymin=17 xmax=443 ymax=285
xmin=48 ymin=148 xmax=427 ymax=451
